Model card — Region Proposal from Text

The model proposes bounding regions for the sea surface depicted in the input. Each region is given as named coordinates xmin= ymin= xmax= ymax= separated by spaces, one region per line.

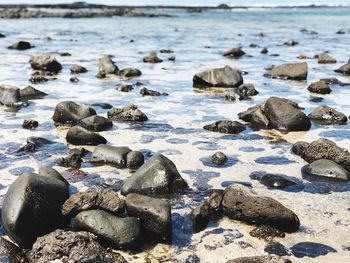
xmin=0 ymin=7 xmax=350 ymax=262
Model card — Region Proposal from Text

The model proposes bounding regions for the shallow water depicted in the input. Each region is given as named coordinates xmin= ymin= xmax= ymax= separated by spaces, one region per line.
xmin=0 ymin=7 xmax=350 ymax=262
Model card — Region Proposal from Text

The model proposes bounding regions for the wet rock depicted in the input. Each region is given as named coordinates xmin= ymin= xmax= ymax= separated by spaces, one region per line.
xmin=140 ymin=87 xmax=168 ymax=96
xmin=17 ymin=136 xmax=54 ymax=152
xmin=264 ymin=62 xmax=308 ymax=80
xmin=121 ymin=154 xmax=187 ymax=197
xmin=58 ymin=148 xmax=88 ymax=169
xmin=28 ymin=229 xmax=127 ymax=263
xmin=70 ymin=76 xmax=79 ymax=82
xmin=225 ymin=94 xmax=236 ymax=101
xmin=168 ymin=55 xmax=176 ymax=61
xmin=38 ymin=166 xmax=69 ymax=186
xmin=0 ymin=33 xmax=5 ymax=37
xmin=29 ymin=74 xmax=49 ymax=84
xmin=193 ymin=65 xmax=243 ymax=88
xmin=19 ymin=85 xmax=47 ymax=99
xmin=191 ymin=190 xmax=224 ymax=232
xmin=308 ymin=105 xmax=347 ymax=125
xmin=290 ymin=242 xmax=337 ymax=258
xmin=265 ymin=242 xmax=290 ymax=256
xmin=223 ymin=47 xmax=246 ymax=58
xmin=91 ymin=102 xmax=113 ymax=109
xmin=211 ymin=152 xmax=228 ymax=165
xmin=70 ymin=64 xmax=87 ymax=74
xmin=203 ymin=120 xmax=246 ymax=134
xmin=29 ymin=54 xmax=62 ymax=72
xmin=292 ymin=138 xmax=350 ymax=171
xmin=249 ymin=225 xmax=286 ymax=240
xmin=284 ymin=40 xmax=298 ymax=46
xmin=66 ymin=126 xmax=107 ymax=146
xmin=126 ymin=151 xmax=145 ymax=169
xmin=118 ymin=67 xmax=142 ymax=78
xmin=58 ymin=52 xmax=71 ymax=56
xmin=260 ymin=174 xmax=298 ymax=189
xmin=222 ymin=185 xmax=300 ymax=232
xmin=22 ymin=119 xmax=38 ymax=129
xmin=1 ymin=173 xmax=69 ymax=248
xmin=117 ymin=84 xmax=133 ymax=92
xmin=297 ymin=54 xmax=309 ymax=59
xmin=250 ymin=107 xmax=269 ymax=129
xmin=8 ymin=41 xmax=33 ymax=50
xmin=75 ymin=210 xmax=141 ymax=248
xmin=237 ymin=83 xmax=258 ymax=99
xmin=160 ymin=49 xmax=174 ymax=53
xmin=78 ymin=115 xmax=113 ymax=132
xmin=62 ymin=189 xmax=125 ymax=217
xmin=336 ymin=29 xmax=346 ymax=34
xmin=302 ymin=159 xmax=349 ymax=181
xmin=0 ymin=84 xmax=20 ymax=105
xmin=125 ymin=193 xmax=171 ymax=241
xmin=0 ymin=237 xmax=28 ymax=263
xmin=143 ymin=52 xmax=163 ymax=63
xmin=52 ymin=101 xmax=96 ymax=125
xmin=107 ymin=104 xmax=148 ymax=122
xmin=307 ymin=81 xmax=331 ymax=94
xmin=300 ymin=28 xmax=318 ymax=35
xmin=320 ymin=77 xmax=343 ymax=85
xmin=261 ymin=47 xmax=268 ymax=54
xmin=97 ymin=55 xmax=119 ymax=78
xmin=91 ymin=144 xmax=132 ymax=168
xmin=318 ymin=53 xmax=337 ymax=64
xmin=335 ymin=62 xmax=350 ymax=75
xmin=227 ymin=256 xmax=291 ymax=263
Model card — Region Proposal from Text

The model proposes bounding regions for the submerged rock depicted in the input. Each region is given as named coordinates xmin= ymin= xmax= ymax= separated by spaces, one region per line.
xmin=318 ymin=53 xmax=337 ymax=64
xmin=302 ymin=159 xmax=349 ymax=181
xmin=143 ymin=52 xmax=163 ymax=63
xmin=222 ymin=185 xmax=300 ymax=232
xmin=261 ymin=47 xmax=268 ymax=54
xmin=193 ymin=65 xmax=243 ymax=88
xmin=8 ymin=41 xmax=33 ymax=50
xmin=1 ymin=173 xmax=69 ymax=248
xmin=265 ymin=242 xmax=290 ymax=257
xmin=97 ymin=55 xmax=119 ymax=78
xmin=308 ymin=105 xmax=347 ymax=125
xmin=203 ymin=120 xmax=246 ymax=134
xmin=19 ymin=85 xmax=47 ymax=99
xmin=22 ymin=119 xmax=38 ymax=129
xmin=66 ymin=126 xmax=107 ymax=146
xmin=307 ymin=81 xmax=331 ymax=94
xmin=117 ymin=84 xmax=133 ymax=92
xmin=121 ymin=154 xmax=187 ymax=197
xmin=125 ymin=193 xmax=172 ymax=241
xmin=118 ymin=67 xmax=142 ymax=78
xmin=227 ymin=256 xmax=291 ymax=263
xmin=0 ymin=84 xmax=20 ymax=105
xmin=107 ymin=104 xmax=148 ymax=122
xmin=52 ymin=101 xmax=96 ymax=125
xmin=140 ymin=87 xmax=168 ymax=96
xmin=284 ymin=40 xmax=298 ymax=46
xmin=70 ymin=64 xmax=87 ymax=74
xmin=75 ymin=210 xmax=141 ymax=248
xmin=58 ymin=148 xmax=87 ymax=169
xmin=28 ymin=229 xmax=127 ymax=263
xmin=335 ymin=62 xmax=350 ymax=75
xmin=223 ymin=47 xmax=246 ymax=58
xmin=211 ymin=151 xmax=228 ymax=165
xmin=290 ymin=242 xmax=337 ymax=258
xmin=78 ymin=115 xmax=113 ymax=132
xmin=264 ymin=62 xmax=308 ymax=80
xmin=62 ymin=189 xmax=125 ymax=217
xmin=29 ymin=54 xmax=62 ymax=72
xmin=237 ymin=83 xmax=259 ymax=99
xmin=260 ymin=173 xmax=298 ymax=189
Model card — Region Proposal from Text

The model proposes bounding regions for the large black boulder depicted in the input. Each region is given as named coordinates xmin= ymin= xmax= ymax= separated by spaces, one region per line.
xmin=52 ymin=101 xmax=96 ymax=125
xmin=66 ymin=126 xmax=107 ymax=146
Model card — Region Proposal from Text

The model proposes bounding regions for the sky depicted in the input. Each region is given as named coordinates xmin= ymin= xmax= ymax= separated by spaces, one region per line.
xmin=0 ymin=0 xmax=349 ymax=6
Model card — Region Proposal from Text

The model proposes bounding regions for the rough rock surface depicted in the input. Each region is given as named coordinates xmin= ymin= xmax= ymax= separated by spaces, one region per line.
xmin=264 ymin=62 xmax=308 ymax=80
xmin=308 ymin=105 xmax=347 ymax=125
xmin=335 ymin=62 xmax=350 ymax=75
xmin=0 ymin=84 xmax=20 ymax=105
xmin=203 ymin=120 xmax=246 ymax=134
xmin=29 ymin=54 xmax=62 ymax=72
xmin=227 ymin=256 xmax=291 ymax=263
xmin=307 ymin=81 xmax=331 ymax=94
xmin=78 ymin=115 xmax=113 ymax=132
xmin=107 ymin=104 xmax=148 ymax=122
xmin=318 ymin=53 xmax=337 ymax=64
xmin=52 ymin=101 xmax=96 ymax=125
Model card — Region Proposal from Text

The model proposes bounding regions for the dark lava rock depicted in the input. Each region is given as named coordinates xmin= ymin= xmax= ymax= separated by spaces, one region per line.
xmin=0 ymin=33 xmax=5 ymax=37
xmin=107 ymin=104 xmax=148 ymax=122
xmin=265 ymin=242 xmax=290 ymax=256
xmin=140 ymin=87 xmax=168 ymax=96
xmin=19 ymin=85 xmax=47 ymax=99
xmin=66 ymin=126 xmax=107 ymax=146
xmin=22 ymin=119 xmax=38 ymax=129
xmin=70 ymin=64 xmax=87 ymax=74
xmin=211 ymin=151 xmax=228 ymax=165
xmin=78 ymin=115 xmax=113 ymax=132
xmin=8 ymin=41 xmax=33 ymax=50
xmin=168 ymin=56 xmax=176 ymax=61
xmin=38 ymin=166 xmax=69 ymax=186
xmin=58 ymin=148 xmax=87 ymax=169
xmin=227 ymin=256 xmax=291 ymax=263
xmin=292 ymin=138 xmax=350 ymax=171
xmin=118 ymin=67 xmax=142 ymax=78
xmin=91 ymin=145 xmax=144 ymax=169
xmin=203 ymin=120 xmax=246 ymax=134
xmin=237 ymin=83 xmax=259 ymax=98
xmin=62 ymin=189 xmax=125 ymax=217
xmin=222 ymin=185 xmax=300 ymax=232
xmin=264 ymin=96 xmax=311 ymax=132
xmin=75 ymin=210 xmax=141 ymax=248
xmin=249 ymin=225 xmax=286 ymax=240
xmin=143 ymin=52 xmax=163 ymax=63
xmin=121 ymin=154 xmax=187 ymax=197
xmin=91 ymin=102 xmax=113 ymax=109
xmin=58 ymin=52 xmax=71 ymax=56
xmin=28 ymin=229 xmax=127 ymax=263
xmin=302 ymin=159 xmax=349 ymax=181
xmin=0 ymin=237 xmax=28 ymax=263
xmin=264 ymin=62 xmax=308 ymax=80
xmin=318 ymin=53 xmax=337 ymax=64
xmin=290 ymin=242 xmax=337 ymax=258
xmin=261 ymin=47 xmax=268 ymax=54
xmin=17 ymin=136 xmax=54 ymax=152
xmin=223 ymin=47 xmax=246 ymax=58
xmin=335 ymin=62 xmax=350 ymax=75
xmin=191 ymin=190 xmax=224 ymax=232
xmin=225 ymin=94 xmax=236 ymax=101
xmin=125 ymin=193 xmax=172 ymax=241
xmin=308 ymin=105 xmax=347 ymax=125
xmin=160 ymin=49 xmax=174 ymax=53
xmin=29 ymin=54 xmax=62 ymax=72
xmin=117 ymin=84 xmax=133 ymax=92
xmin=97 ymin=55 xmax=119 ymax=78
xmin=1 ymin=173 xmax=69 ymax=248
xmin=52 ymin=101 xmax=96 ymax=125
xmin=70 ymin=76 xmax=79 ymax=82
xmin=307 ymin=81 xmax=331 ymax=94
xmin=193 ymin=65 xmax=243 ymax=88
xmin=29 ymin=74 xmax=49 ymax=84
xmin=284 ymin=40 xmax=299 ymax=46
xmin=0 ymin=84 xmax=20 ymax=105
xmin=260 ymin=174 xmax=298 ymax=189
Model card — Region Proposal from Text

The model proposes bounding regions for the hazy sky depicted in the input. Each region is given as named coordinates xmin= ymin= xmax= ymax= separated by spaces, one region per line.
xmin=1 ymin=0 xmax=350 ymax=6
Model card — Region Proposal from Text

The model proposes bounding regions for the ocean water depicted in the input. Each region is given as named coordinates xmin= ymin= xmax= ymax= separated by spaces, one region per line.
xmin=0 ymin=7 xmax=350 ymax=262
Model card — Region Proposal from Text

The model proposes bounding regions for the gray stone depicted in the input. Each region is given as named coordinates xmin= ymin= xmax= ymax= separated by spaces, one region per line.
xmin=308 ymin=105 xmax=347 ymax=125
xmin=118 ymin=68 xmax=142 ymax=78
xmin=143 ymin=52 xmax=162 ymax=63
xmin=19 ymin=86 xmax=47 ymax=99
xmin=78 ymin=115 xmax=113 ymax=132
xmin=203 ymin=120 xmax=246 ymax=134
xmin=318 ymin=53 xmax=337 ymax=64
xmin=97 ymin=55 xmax=119 ymax=78
xmin=70 ymin=64 xmax=87 ymax=74
xmin=29 ymin=54 xmax=62 ymax=72
xmin=0 ymin=84 xmax=20 ymax=105
xmin=107 ymin=104 xmax=148 ymax=122
xmin=302 ymin=159 xmax=349 ymax=181
xmin=8 ymin=41 xmax=33 ymax=50
xmin=52 ymin=101 xmax=96 ymax=125
xmin=335 ymin=62 xmax=350 ymax=75
xmin=227 ymin=256 xmax=291 ymax=263
xmin=264 ymin=62 xmax=308 ymax=80
xmin=91 ymin=144 xmax=131 ymax=168
xmin=223 ymin=47 xmax=245 ymax=58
